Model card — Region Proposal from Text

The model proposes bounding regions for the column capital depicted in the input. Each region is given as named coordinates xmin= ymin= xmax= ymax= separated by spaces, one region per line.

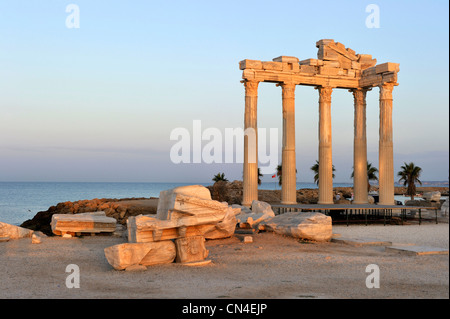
xmin=316 ymin=86 xmax=333 ymax=104
xmin=379 ymin=82 xmax=396 ymax=100
xmin=349 ymin=87 xmax=371 ymax=94
xmin=242 ymin=80 xmax=259 ymax=96
xmin=351 ymin=88 xmax=368 ymax=104
xmin=278 ymin=82 xmax=296 ymax=99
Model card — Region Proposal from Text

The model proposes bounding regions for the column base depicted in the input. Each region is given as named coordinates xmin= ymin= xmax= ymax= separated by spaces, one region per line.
xmin=378 ymin=201 xmax=395 ymax=206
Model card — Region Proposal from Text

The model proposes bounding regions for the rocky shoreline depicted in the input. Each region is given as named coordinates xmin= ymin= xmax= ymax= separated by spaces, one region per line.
xmin=20 ymin=181 xmax=448 ymax=236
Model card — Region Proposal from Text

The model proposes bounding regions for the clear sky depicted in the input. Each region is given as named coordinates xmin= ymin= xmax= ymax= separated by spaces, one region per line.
xmin=0 ymin=0 xmax=448 ymax=183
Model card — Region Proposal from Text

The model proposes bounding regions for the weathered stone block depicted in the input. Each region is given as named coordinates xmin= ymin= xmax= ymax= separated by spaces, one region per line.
xmin=272 ymin=56 xmax=299 ymax=63
xmin=319 ymin=66 xmax=342 ymax=76
xmin=262 ymin=61 xmax=283 ymax=71
xmin=51 ymin=212 xmax=116 ymax=236
xmin=104 ymin=241 xmax=176 ymax=270
xmin=156 ymin=185 xmax=229 ymax=225
xmin=323 ymin=60 xmax=340 ymax=68
xmin=281 ymin=62 xmax=299 ymax=71
xmin=0 ymin=222 xmax=34 ymax=239
xmin=299 ymin=65 xmax=317 ymax=74
xmin=261 ymin=212 xmax=332 ymax=242
xmin=128 ymin=206 xmax=237 ymax=242
xmin=299 ymin=58 xmax=318 ymax=66
xmin=175 ymin=235 xmax=209 ymax=264
xmin=351 ymin=61 xmax=361 ymax=70
xmin=239 ymin=59 xmax=262 ymax=70
xmin=375 ymin=62 xmax=400 ymax=74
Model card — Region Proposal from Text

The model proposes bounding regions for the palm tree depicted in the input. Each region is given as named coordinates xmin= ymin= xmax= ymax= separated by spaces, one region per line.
xmin=397 ymin=162 xmax=422 ymax=200
xmin=275 ymin=164 xmax=297 ymax=187
xmin=257 ymin=168 xmax=263 ymax=186
xmin=311 ymin=160 xmax=335 ymax=185
xmin=276 ymin=164 xmax=282 ymax=186
xmin=351 ymin=162 xmax=379 ymax=191
xmin=212 ymin=172 xmax=228 ymax=183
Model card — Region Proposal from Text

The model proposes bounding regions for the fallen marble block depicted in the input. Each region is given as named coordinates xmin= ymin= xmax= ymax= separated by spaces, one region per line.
xmin=0 ymin=221 xmax=34 ymax=239
xmin=51 ymin=211 xmax=117 ymax=236
xmin=260 ymin=212 xmax=332 ymax=242
xmin=156 ymin=185 xmax=229 ymax=226
xmin=251 ymin=200 xmax=275 ymax=216
xmin=197 ymin=206 xmax=238 ymax=239
xmin=175 ymin=235 xmax=209 ymax=264
xmin=127 ymin=207 xmax=238 ymax=242
xmin=104 ymin=241 xmax=176 ymax=270
xmin=236 ymin=201 xmax=275 ymax=229
xmin=231 ymin=204 xmax=251 ymax=214
xmin=127 ymin=215 xmax=201 ymax=242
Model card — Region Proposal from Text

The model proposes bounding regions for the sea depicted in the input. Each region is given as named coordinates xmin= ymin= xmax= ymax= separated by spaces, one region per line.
xmin=0 ymin=181 xmax=447 ymax=226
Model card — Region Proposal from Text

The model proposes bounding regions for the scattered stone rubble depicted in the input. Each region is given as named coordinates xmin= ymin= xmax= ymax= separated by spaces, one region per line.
xmin=105 ymin=185 xmax=241 ymax=270
xmin=2 ymin=185 xmax=335 ymax=271
xmin=0 ymin=221 xmax=47 ymax=244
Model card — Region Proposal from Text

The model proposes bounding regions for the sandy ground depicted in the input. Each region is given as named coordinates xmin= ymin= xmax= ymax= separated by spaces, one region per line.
xmin=0 ymin=222 xmax=448 ymax=299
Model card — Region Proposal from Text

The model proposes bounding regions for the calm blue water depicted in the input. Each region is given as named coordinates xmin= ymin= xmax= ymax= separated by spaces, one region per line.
xmin=0 ymin=182 xmax=207 ymax=226
xmin=0 ymin=181 xmax=446 ymax=226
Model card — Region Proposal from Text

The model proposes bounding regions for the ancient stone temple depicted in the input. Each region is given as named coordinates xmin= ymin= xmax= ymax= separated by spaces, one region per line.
xmin=239 ymin=39 xmax=399 ymax=207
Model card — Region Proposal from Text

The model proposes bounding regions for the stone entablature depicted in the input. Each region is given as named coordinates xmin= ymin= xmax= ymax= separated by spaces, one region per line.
xmin=239 ymin=39 xmax=399 ymax=207
xmin=240 ymin=39 xmax=398 ymax=89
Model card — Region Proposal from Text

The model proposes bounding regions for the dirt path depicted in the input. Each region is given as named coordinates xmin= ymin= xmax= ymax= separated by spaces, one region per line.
xmin=1 ymin=223 xmax=448 ymax=299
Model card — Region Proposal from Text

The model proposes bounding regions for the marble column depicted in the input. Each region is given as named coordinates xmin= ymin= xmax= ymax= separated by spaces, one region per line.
xmin=280 ymin=82 xmax=297 ymax=204
xmin=352 ymin=88 xmax=369 ymax=204
xmin=242 ymin=80 xmax=259 ymax=207
xmin=317 ymin=86 xmax=334 ymax=205
xmin=378 ymin=82 xmax=395 ymax=205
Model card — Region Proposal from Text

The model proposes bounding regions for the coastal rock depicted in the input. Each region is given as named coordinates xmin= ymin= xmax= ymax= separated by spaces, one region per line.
xmin=260 ymin=212 xmax=332 ymax=242
xmin=104 ymin=241 xmax=176 ymax=270
xmin=0 ymin=221 xmax=34 ymax=239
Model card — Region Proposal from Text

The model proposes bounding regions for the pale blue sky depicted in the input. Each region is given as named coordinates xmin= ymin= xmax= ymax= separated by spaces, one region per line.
xmin=0 ymin=0 xmax=448 ymax=183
